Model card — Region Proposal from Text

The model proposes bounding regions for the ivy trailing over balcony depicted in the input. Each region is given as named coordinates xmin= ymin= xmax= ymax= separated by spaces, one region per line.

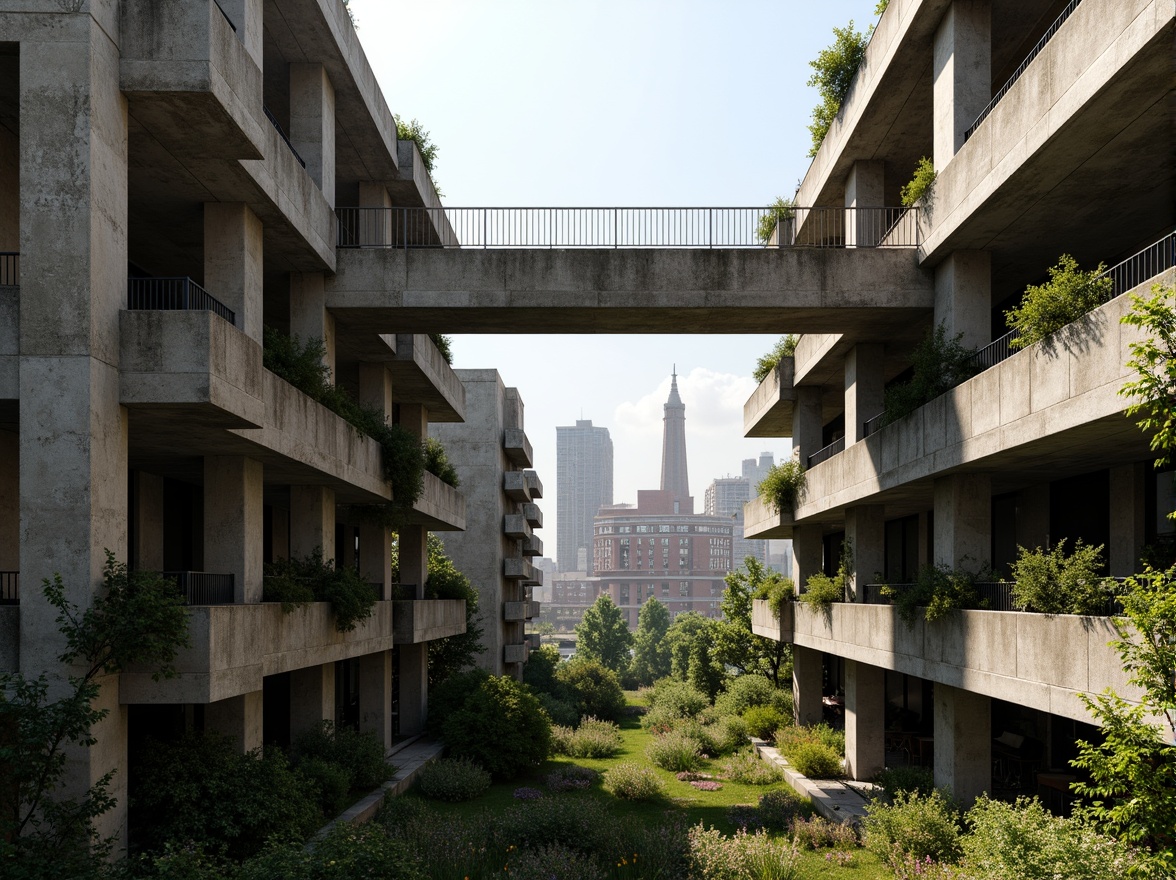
xmin=262 ymin=548 xmax=377 ymax=633
xmin=756 ymin=459 xmax=806 ymax=514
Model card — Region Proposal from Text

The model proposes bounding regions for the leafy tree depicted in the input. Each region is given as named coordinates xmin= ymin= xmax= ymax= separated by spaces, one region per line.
xmin=574 ymin=594 xmax=633 ymax=673
xmin=752 ymin=334 xmax=798 ymax=383
xmin=806 ymin=22 xmax=870 ymax=157
xmin=882 ymin=323 xmax=978 ymax=425
xmin=630 ymin=597 xmax=672 ymax=686
xmin=664 ymin=612 xmax=725 ymax=700
xmin=1006 ymin=254 xmax=1113 ymax=349
xmin=712 ymin=558 xmax=792 ymax=687
xmin=1120 ymin=282 xmax=1176 ymax=490
xmin=0 ymin=555 xmax=190 ymax=874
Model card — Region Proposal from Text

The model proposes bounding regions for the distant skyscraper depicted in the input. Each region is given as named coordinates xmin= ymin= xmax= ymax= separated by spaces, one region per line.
xmin=660 ymin=368 xmax=690 ymax=509
xmin=704 ymin=474 xmax=769 ymax=570
xmin=742 ymin=452 xmax=776 ymax=493
xmin=556 ymin=420 xmax=613 ymax=574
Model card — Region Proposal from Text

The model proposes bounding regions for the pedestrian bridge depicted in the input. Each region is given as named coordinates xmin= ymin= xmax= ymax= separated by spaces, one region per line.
xmin=326 ymin=206 xmax=933 ymax=335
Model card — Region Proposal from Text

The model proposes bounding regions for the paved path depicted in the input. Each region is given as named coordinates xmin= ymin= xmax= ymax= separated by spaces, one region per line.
xmin=751 ymin=738 xmax=872 ymax=827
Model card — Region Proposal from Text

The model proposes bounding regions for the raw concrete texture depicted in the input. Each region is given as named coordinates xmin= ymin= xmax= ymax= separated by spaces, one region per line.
xmin=391 ymin=599 xmax=466 ymax=643
xmin=934 ymin=684 xmax=990 ymax=806
xmin=932 ymin=0 xmax=991 ymax=168
xmin=205 ymin=690 xmax=264 ymax=753
xmin=742 ymin=495 xmax=794 ymax=540
xmin=743 ymin=358 xmax=795 ymax=438
xmin=203 ymin=456 xmax=264 ymax=603
xmin=844 ymin=659 xmax=886 ymax=780
xmin=750 ymin=598 xmax=792 ymax=642
xmin=204 ymin=202 xmax=264 ymax=343
xmin=289 ymin=63 xmax=336 ymax=207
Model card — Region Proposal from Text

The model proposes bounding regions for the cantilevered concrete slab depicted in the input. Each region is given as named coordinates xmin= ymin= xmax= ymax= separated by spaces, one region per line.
xmin=326 ymin=247 xmax=934 ymax=334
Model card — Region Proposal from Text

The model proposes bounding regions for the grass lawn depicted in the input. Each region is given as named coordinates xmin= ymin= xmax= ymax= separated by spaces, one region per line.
xmin=406 ymin=694 xmax=891 ymax=879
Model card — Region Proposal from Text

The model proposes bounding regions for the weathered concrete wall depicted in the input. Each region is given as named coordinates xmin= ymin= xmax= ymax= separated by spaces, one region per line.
xmin=742 ymin=495 xmax=794 ymax=541
xmin=751 ymin=598 xmax=791 ymax=642
xmin=0 ymin=605 xmax=16 ymax=672
xmin=403 ymin=471 xmax=466 ymax=531
xmin=119 ymin=600 xmax=395 ymax=704
xmin=744 ymin=359 xmax=795 ymax=438
xmin=386 ymin=334 xmax=465 ymax=422
xmin=392 ymin=598 xmax=466 ymax=643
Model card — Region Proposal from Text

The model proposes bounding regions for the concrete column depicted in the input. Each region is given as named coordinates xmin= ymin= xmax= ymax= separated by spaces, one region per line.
xmin=933 ymin=0 xmax=991 ymax=168
xmin=1109 ymin=463 xmax=1147 ymax=576
xmin=399 ymin=526 xmax=428 ymax=600
xmin=217 ymin=0 xmax=263 ymax=67
xmin=845 ymin=660 xmax=885 ymax=780
xmin=205 ymin=691 xmax=263 ymax=753
xmin=289 ymin=64 xmax=335 ymax=206
xmin=793 ymin=645 xmax=823 ymax=726
xmin=289 ymin=273 xmax=334 ymax=381
xmin=290 ymin=485 xmax=336 ymax=561
xmin=358 ymin=182 xmax=393 ymax=246
xmin=357 ymin=362 xmax=392 ymax=597
xmin=845 ymin=344 xmax=885 ymax=443
xmin=794 ymin=387 xmax=823 ymax=466
xmin=0 ymin=429 xmax=18 ymax=570
xmin=1015 ymin=484 xmax=1050 ymax=553
xmin=934 ymin=473 xmax=991 ymax=569
xmin=792 ymin=524 xmax=823 ymax=595
xmin=18 ymin=21 xmax=130 ymax=846
xmin=204 ymin=457 xmax=264 ymax=603
xmin=204 ymin=202 xmax=263 ymax=343
xmin=398 ymin=643 xmax=428 ymax=735
xmin=131 ymin=471 xmax=165 ymax=572
xmin=358 ymin=650 xmax=393 ymax=750
xmin=844 ymin=505 xmax=885 ymax=599
xmin=290 ymin=663 xmax=335 ymax=740
xmin=399 ymin=402 xmax=428 ymax=440
xmin=934 ymin=251 xmax=991 ymax=351
xmin=933 ymin=684 xmax=991 ymax=806
xmin=844 ymin=160 xmax=885 ymax=247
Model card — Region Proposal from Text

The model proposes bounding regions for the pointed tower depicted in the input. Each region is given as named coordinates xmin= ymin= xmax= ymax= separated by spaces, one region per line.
xmin=660 ymin=366 xmax=690 ymax=509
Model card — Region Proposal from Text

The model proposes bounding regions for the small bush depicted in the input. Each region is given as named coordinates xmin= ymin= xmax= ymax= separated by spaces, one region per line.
xmin=296 ymin=756 xmax=351 ymax=817
xmin=884 ymin=562 xmax=988 ymax=624
xmin=900 ymin=157 xmax=936 ymax=207
xmin=556 ymin=658 xmax=627 ymax=722
xmin=1006 ymin=254 xmax=1113 ymax=349
xmin=753 ymin=333 xmax=798 ymax=379
xmin=441 ymin=674 xmax=552 ymax=780
xmin=423 ymin=437 xmax=459 ymax=487
xmin=552 ymin=717 xmax=623 ymax=759
xmin=757 ymin=788 xmax=808 ymax=832
xmin=643 ymin=678 xmax=709 ymax=719
xmin=790 ymin=814 xmax=859 ymax=849
xmin=806 ymin=21 xmax=870 ymax=157
xmin=800 ymin=572 xmax=844 ymax=608
xmin=757 ymin=460 xmax=806 ymax=514
xmin=240 ymin=823 xmax=425 ymax=880
xmin=714 ymin=674 xmax=789 ymax=719
xmin=883 ymin=323 xmax=978 ymax=426
xmin=603 ymin=763 xmax=665 ymax=802
xmin=647 ymin=729 xmax=704 ymax=772
xmin=688 ymin=824 xmax=800 ymax=880
xmin=416 ymin=757 xmax=491 ymax=802
xmin=425 ymin=668 xmax=490 ymax=735
xmin=263 ymin=550 xmax=378 ymax=633
xmin=719 ymin=750 xmax=784 ymax=785
xmin=776 ymin=722 xmax=845 ymax=757
xmin=706 ymin=715 xmax=750 ymax=756
xmin=743 ymin=705 xmax=788 ymax=740
xmin=428 ymin=333 xmax=453 ymax=365
xmin=1009 ymin=539 xmax=1114 ymax=615
xmin=291 ymin=719 xmax=392 ymax=791
xmin=503 ymin=843 xmax=604 ymax=880
xmin=872 ymin=765 xmax=935 ymax=801
xmin=786 ymin=741 xmax=843 ymax=778
xmin=536 ymin=692 xmax=580 ymax=728
xmin=862 ymin=789 xmax=961 ymax=864
xmin=545 ymin=764 xmax=600 ymax=792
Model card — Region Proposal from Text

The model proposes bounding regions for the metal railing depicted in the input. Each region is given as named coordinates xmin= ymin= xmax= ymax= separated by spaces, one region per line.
xmin=862 ymin=412 xmax=886 ymax=438
xmin=863 ymin=581 xmax=1124 ymax=616
xmin=263 ymin=105 xmax=307 ymax=169
xmin=127 ymin=277 xmax=236 ymax=325
xmin=967 ymin=231 xmax=1176 ymax=373
xmin=0 ymin=571 xmax=17 ymax=605
xmin=964 ymin=0 xmax=1083 ymax=141
xmin=335 ymin=206 xmax=920 ymax=250
xmin=0 ymin=252 xmax=18 ymax=286
xmin=807 ymin=436 xmax=845 ymax=469
xmin=163 ymin=571 xmax=235 ymax=605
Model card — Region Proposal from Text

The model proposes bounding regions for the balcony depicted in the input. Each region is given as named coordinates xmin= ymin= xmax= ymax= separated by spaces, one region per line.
xmin=392 ymin=599 xmax=466 ymax=643
xmin=503 ymin=643 xmax=528 ymax=665
xmin=528 ymin=600 xmax=541 ymax=620
xmin=504 ymin=558 xmax=538 ymax=582
xmin=503 ymin=428 xmax=533 ymax=467
xmin=522 ymin=534 xmax=543 ymax=558
xmin=504 ymin=472 xmax=532 ymax=502
xmin=385 ymin=334 xmax=465 ymax=423
xmin=742 ymin=496 xmax=795 ymax=540
xmin=164 ymin=571 xmax=235 ymax=605
xmin=751 ymin=598 xmax=793 ymax=642
xmin=128 ymin=277 xmax=236 ymax=325
xmin=806 ymin=436 xmax=844 ymax=469
xmin=504 ymin=514 xmax=530 ymax=540
xmin=524 ymin=471 xmax=543 ymax=499
xmin=395 ymin=471 xmax=467 ymax=531
xmin=503 ymin=601 xmax=528 ymax=622
xmin=744 ymin=358 xmax=795 ymax=438
xmin=522 ymin=503 xmax=543 ymax=529
xmin=860 ymin=582 xmax=1123 ymax=617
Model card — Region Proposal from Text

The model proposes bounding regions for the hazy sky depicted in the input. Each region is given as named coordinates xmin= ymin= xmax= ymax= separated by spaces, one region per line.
xmin=348 ymin=0 xmax=881 ymax=563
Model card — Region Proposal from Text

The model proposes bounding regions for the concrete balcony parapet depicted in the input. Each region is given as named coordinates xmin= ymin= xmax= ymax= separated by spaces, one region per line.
xmin=528 ymin=600 xmax=541 ymax=620
xmin=392 ymin=599 xmax=466 ymax=644
xmin=0 ymin=606 xmax=17 ymax=672
xmin=119 ymin=600 xmax=395 ymax=705
xmin=503 ymin=601 xmax=528 ymax=622
xmin=503 ymin=643 xmax=528 ymax=664
xmin=522 ymin=534 xmax=543 ymax=558
xmin=503 ymin=428 xmax=534 ymax=467
xmin=386 ymin=334 xmax=465 ymax=422
xmin=751 ymin=598 xmax=794 ymax=642
xmin=398 ymin=471 xmax=466 ymax=531
xmin=522 ymin=503 xmax=543 ymax=529
xmin=504 ymin=558 xmax=537 ymax=582
xmin=743 ymin=496 xmax=795 ymax=540
xmin=523 ymin=470 xmax=543 ymax=499
xmin=504 ymin=472 xmax=532 ymax=502
xmin=504 ymin=515 xmax=531 ymax=540
xmin=744 ymin=358 xmax=796 ymax=438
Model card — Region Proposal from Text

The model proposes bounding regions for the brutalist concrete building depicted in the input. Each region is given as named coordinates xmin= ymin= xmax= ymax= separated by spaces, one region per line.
xmin=0 ymin=0 xmax=473 ymax=847
xmin=745 ymin=0 xmax=1174 ymax=805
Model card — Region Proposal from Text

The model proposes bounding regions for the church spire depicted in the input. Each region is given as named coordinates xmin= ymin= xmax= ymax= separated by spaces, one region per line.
xmin=660 ymin=368 xmax=689 ymax=505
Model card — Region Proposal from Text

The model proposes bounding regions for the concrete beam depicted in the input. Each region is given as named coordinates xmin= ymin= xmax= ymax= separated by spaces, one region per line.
xmin=793 ymin=644 xmax=824 ymax=726
xmin=205 ymin=691 xmax=263 ymax=753
xmin=933 ymin=250 xmax=990 ymax=351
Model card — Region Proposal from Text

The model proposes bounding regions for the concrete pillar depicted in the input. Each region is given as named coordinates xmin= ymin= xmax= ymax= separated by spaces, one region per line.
xmin=358 ymin=650 xmax=393 ymax=750
xmin=0 ymin=429 xmax=18 ymax=570
xmin=358 ymin=182 xmax=393 ymax=246
xmin=399 ymin=402 xmax=428 ymax=440
xmin=933 ymin=0 xmax=991 ymax=168
xmin=1015 ymin=484 xmax=1050 ymax=553
xmin=289 ymin=273 xmax=334 ymax=381
xmin=132 ymin=471 xmax=165 ymax=572
xmin=1109 ymin=463 xmax=1147 ymax=576
xmin=204 ymin=202 xmax=263 ymax=343
xmin=934 ymin=251 xmax=992 ymax=352
xmin=357 ymin=362 xmax=392 ymax=598
xmin=203 ymin=457 xmax=263 ymax=602
xmin=845 ymin=344 xmax=885 ymax=444
xmin=844 ymin=160 xmax=885 ymax=247
xmin=205 ymin=691 xmax=263 ymax=753
xmin=358 ymin=362 xmax=393 ymax=417
xmin=845 ymin=660 xmax=885 ymax=780
xmin=398 ymin=526 xmax=427 ymax=600
xmin=844 ymin=505 xmax=885 ymax=599
xmin=290 ymin=485 xmax=336 ymax=561
xmin=217 ymin=0 xmax=263 ymax=67
xmin=934 ymin=473 xmax=991 ymax=569
xmin=290 ymin=663 xmax=335 ymax=740
xmin=933 ymin=684 xmax=991 ymax=806
xmin=18 ymin=21 xmax=130 ymax=846
xmin=793 ymin=645 xmax=823 ymax=727
xmin=792 ymin=524 xmax=823 ymax=595
xmin=794 ymin=387 xmax=823 ymax=467
xmin=398 ymin=643 xmax=428 ymax=736
xmin=289 ymin=64 xmax=335 ymax=206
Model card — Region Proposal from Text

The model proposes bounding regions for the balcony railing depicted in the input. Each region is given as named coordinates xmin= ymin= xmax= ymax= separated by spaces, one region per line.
xmin=163 ymin=571 xmax=235 ymax=605
xmin=263 ymin=105 xmax=307 ymax=169
xmin=806 ymin=436 xmax=845 ymax=469
xmin=0 ymin=571 xmax=17 ymax=605
xmin=128 ymin=277 xmax=236 ymax=325
xmin=335 ymin=206 xmax=920 ymax=250
xmin=862 ymin=412 xmax=886 ymax=438
xmin=862 ymin=581 xmax=1124 ymax=616
xmin=964 ymin=0 xmax=1083 ymax=141
xmin=0 ymin=252 xmax=18 ymax=286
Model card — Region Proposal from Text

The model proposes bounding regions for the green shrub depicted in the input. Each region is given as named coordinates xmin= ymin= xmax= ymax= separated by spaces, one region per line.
xmin=423 ymin=437 xmax=459 ymax=487
xmin=291 ymin=720 xmax=391 ymax=791
xmin=742 ymin=705 xmax=788 ymax=740
xmin=806 ymin=22 xmax=870 ymax=157
xmin=755 ymin=201 xmax=797 ymax=247
xmin=1009 ymin=539 xmax=1114 ymax=615
xmin=714 ymin=674 xmax=787 ymax=718
xmin=757 ymin=460 xmax=806 ymax=514
xmin=718 ymin=749 xmax=784 ymax=785
xmin=900 ymin=157 xmax=936 ymax=207
xmin=440 ymin=674 xmax=552 ymax=780
xmin=688 ymin=824 xmax=800 ymax=880
xmin=564 ymin=717 xmax=623 ymax=759
xmin=555 ymin=657 xmax=627 ymax=722
xmin=884 ymin=562 xmax=988 ymax=624
xmin=1007 ymin=254 xmax=1113 ymax=349
xmin=883 ymin=323 xmax=979 ymax=425
xmin=263 ymin=550 xmax=378 ymax=633
xmin=862 ymin=789 xmax=961 ymax=865
xmin=776 ymin=722 xmax=844 ymax=756
xmin=523 ymin=643 xmax=562 ymax=695
xmin=503 ymin=843 xmax=604 ymax=880
xmin=872 ymin=765 xmax=935 ymax=801
xmin=425 ymin=668 xmax=490 ymax=735
xmin=416 ymin=757 xmax=491 ymax=802
xmin=757 ymin=788 xmax=808 ymax=832
xmin=428 ymin=333 xmax=453 ymax=365
xmin=646 ymin=729 xmax=704 ymax=772
xmin=395 ymin=115 xmax=439 ymax=175
xmin=785 ymin=741 xmax=843 ymax=778
xmin=643 ymin=678 xmax=709 ymax=719
xmin=789 ymin=814 xmax=858 ymax=849
xmin=296 ymin=756 xmax=351 ymax=817
xmin=706 ymin=714 xmax=750 ymax=756
xmin=536 ymin=692 xmax=579 ymax=728
xmin=800 ymin=571 xmax=844 ymax=608
xmin=240 ymin=823 xmax=425 ymax=880
xmin=603 ymin=763 xmax=665 ymax=802
xmin=545 ymin=764 xmax=601 ymax=792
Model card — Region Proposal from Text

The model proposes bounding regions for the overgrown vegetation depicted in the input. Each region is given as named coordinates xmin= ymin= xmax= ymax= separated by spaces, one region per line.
xmin=429 ymin=333 xmax=453 ymax=365
xmin=882 ymin=562 xmax=989 ymax=624
xmin=262 ymin=549 xmax=377 ymax=632
xmin=752 ymin=334 xmax=798 ymax=383
xmin=806 ymin=21 xmax=871 ymax=157
xmin=1008 ymin=539 xmax=1116 ymax=615
xmin=574 ymin=593 xmax=633 ymax=672
xmin=714 ymin=559 xmax=794 ymax=687
xmin=862 ymin=789 xmax=962 ymax=869
xmin=416 ymin=757 xmax=491 ymax=802
xmin=755 ymin=198 xmax=796 ymax=245
xmin=434 ymin=672 xmax=552 ymax=780
xmin=756 ymin=459 xmax=806 ymax=514
xmin=1006 ymin=254 xmax=1113 ymax=349
xmin=775 ymin=724 xmax=845 ymax=779
xmin=414 ymin=534 xmax=485 ymax=685
xmin=799 ymin=540 xmax=853 ymax=608
xmin=1120 ymin=282 xmax=1176 ymax=484
xmin=900 ymin=156 xmax=936 ymax=207
xmin=882 ymin=323 xmax=979 ymax=425
xmin=394 ymin=115 xmax=440 ymax=189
